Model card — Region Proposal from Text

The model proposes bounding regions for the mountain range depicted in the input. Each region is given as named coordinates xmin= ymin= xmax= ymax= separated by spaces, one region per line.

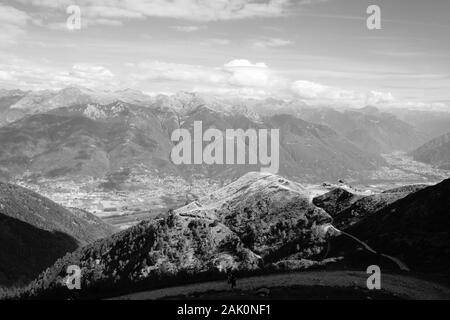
xmin=0 ymin=87 xmax=154 ymax=127
xmin=2 ymin=87 xmax=447 ymax=184
xmin=392 ymin=109 xmax=450 ymax=143
xmin=269 ymin=105 xmax=427 ymax=154
xmin=0 ymin=93 xmax=389 ymax=182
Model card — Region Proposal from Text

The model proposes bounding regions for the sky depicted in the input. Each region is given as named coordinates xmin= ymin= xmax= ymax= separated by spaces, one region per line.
xmin=0 ymin=0 xmax=449 ymax=110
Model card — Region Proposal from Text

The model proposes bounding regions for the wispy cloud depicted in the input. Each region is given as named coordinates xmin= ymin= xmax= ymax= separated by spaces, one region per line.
xmin=170 ymin=25 xmax=206 ymax=32
xmin=203 ymin=38 xmax=231 ymax=45
xmin=372 ymin=50 xmax=447 ymax=58
xmin=0 ymin=4 xmax=30 ymax=45
xmin=252 ymin=37 xmax=293 ymax=48
xmin=0 ymin=55 xmax=119 ymax=90
xmin=17 ymin=0 xmax=296 ymax=22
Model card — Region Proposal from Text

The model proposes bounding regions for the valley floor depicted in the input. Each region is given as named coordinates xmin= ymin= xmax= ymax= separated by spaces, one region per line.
xmin=365 ymin=151 xmax=449 ymax=186
xmin=114 ymin=270 xmax=450 ymax=300
xmin=11 ymin=152 xmax=450 ymax=230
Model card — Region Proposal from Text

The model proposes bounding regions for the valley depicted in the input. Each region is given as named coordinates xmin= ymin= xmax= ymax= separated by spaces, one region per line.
xmin=14 ymin=170 xmax=222 ymax=230
xmin=364 ymin=151 xmax=449 ymax=187
xmin=12 ymin=151 xmax=449 ymax=230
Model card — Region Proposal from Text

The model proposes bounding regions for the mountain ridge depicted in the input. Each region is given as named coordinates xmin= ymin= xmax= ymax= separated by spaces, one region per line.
xmin=20 ymin=172 xmax=335 ymax=299
xmin=0 ymin=100 xmax=385 ymax=182
xmin=410 ymin=132 xmax=450 ymax=169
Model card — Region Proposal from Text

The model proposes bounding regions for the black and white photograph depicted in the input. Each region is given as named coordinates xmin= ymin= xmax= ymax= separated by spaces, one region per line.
xmin=0 ymin=0 xmax=450 ymax=306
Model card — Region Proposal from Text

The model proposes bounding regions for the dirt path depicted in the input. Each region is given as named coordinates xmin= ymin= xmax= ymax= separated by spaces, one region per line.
xmin=113 ymin=271 xmax=450 ymax=300
xmin=328 ymin=225 xmax=411 ymax=272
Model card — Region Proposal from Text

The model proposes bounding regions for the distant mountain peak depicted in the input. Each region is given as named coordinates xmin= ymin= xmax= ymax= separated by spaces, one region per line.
xmin=360 ymin=105 xmax=380 ymax=114
xmin=80 ymin=101 xmax=131 ymax=120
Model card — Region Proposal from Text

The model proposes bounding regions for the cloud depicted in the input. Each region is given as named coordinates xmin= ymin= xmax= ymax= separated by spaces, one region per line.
xmin=224 ymin=60 xmax=268 ymax=68
xmin=0 ymin=24 xmax=26 ymax=45
xmin=126 ymin=59 xmax=287 ymax=98
xmin=171 ymin=25 xmax=206 ymax=32
xmin=17 ymin=0 xmax=294 ymax=22
xmin=0 ymin=4 xmax=30 ymax=25
xmin=289 ymin=80 xmax=403 ymax=108
xmin=132 ymin=61 xmax=226 ymax=84
xmin=0 ymin=4 xmax=30 ymax=45
xmin=0 ymin=70 xmax=14 ymax=81
xmin=9 ymin=0 xmax=333 ymax=30
xmin=252 ymin=37 xmax=293 ymax=48
xmin=50 ymin=64 xmax=119 ymax=89
xmin=0 ymin=57 xmax=118 ymax=90
xmin=289 ymin=80 xmax=400 ymax=108
xmin=223 ymin=59 xmax=286 ymax=88
xmin=205 ymin=38 xmax=230 ymax=45
xmin=291 ymin=80 xmax=357 ymax=101
xmin=372 ymin=50 xmax=446 ymax=58
xmin=83 ymin=5 xmax=145 ymax=20
xmin=70 ymin=64 xmax=115 ymax=79
xmin=366 ymin=90 xmax=395 ymax=105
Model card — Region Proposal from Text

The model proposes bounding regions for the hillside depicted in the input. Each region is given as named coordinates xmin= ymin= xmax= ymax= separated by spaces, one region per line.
xmin=0 ymin=102 xmax=176 ymax=179
xmin=297 ymin=106 xmax=425 ymax=154
xmin=0 ymin=182 xmax=115 ymax=287
xmin=22 ymin=172 xmax=335 ymax=299
xmin=392 ymin=109 xmax=450 ymax=143
xmin=410 ymin=132 xmax=450 ymax=169
xmin=265 ymin=114 xmax=384 ymax=181
xmin=312 ymin=187 xmax=365 ymax=217
xmin=345 ymin=178 xmax=450 ymax=274
xmin=0 ymin=89 xmax=28 ymax=127
xmin=313 ymin=184 xmax=426 ymax=229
